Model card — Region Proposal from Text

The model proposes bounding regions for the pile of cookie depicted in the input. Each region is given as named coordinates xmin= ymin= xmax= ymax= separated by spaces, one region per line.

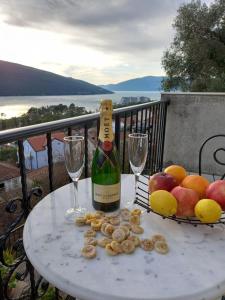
xmin=75 ymin=208 xmax=169 ymax=259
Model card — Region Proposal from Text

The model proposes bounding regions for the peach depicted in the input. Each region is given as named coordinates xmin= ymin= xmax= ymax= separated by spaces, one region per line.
xmin=171 ymin=186 xmax=199 ymax=217
xmin=181 ymin=175 xmax=210 ymax=199
xmin=206 ymin=180 xmax=225 ymax=210
xmin=149 ymin=172 xmax=178 ymax=193
xmin=164 ymin=165 xmax=187 ymax=184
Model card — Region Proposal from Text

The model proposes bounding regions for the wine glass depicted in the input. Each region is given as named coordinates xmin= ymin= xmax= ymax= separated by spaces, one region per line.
xmin=64 ymin=136 xmax=86 ymax=223
xmin=128 ymin=133 xmax=148 ymax=207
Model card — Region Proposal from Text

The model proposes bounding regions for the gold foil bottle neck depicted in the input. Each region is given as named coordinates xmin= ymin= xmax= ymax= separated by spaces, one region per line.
xmin=99 ymin=99 xmax=113 ymax=142
xmin=100 ymin=99 xmax=112 ymax=114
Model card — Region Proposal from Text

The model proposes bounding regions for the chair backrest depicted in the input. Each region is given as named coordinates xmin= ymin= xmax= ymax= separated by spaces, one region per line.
xmin=199 ymin=134 xmax=225 ymax=179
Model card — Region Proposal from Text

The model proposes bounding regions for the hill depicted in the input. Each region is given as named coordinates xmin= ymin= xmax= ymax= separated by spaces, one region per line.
xmin=101 ymin=76 xmax=164 ymax=91
xmin=0 ymin=60 xmax=112 ymax=96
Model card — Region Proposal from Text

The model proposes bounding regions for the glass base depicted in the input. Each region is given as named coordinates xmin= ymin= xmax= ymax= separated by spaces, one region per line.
xmin=124 ymin=199 xmax=135 ymax=209
xmin=64 ymin=207 xmax=87 ymax=223
xmin=125 ymin=199 xmax=145 ymax=214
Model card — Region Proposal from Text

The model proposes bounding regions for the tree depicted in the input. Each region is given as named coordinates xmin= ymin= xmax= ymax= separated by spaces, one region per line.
xmin=0 ymin=146 xmax=17 ymax=162
xmin=162 ymin=0 xmax=225 ymax=92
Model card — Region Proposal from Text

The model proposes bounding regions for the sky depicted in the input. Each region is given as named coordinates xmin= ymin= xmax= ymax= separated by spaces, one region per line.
xmin=0 ymin=0 xmax=213 ymax=85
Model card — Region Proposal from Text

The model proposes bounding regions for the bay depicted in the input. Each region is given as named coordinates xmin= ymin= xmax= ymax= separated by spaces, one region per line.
xmin=0 ymin=91 xmax=161 ymax=118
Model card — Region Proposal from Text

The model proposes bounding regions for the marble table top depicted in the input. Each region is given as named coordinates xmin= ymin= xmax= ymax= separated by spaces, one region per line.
xmin=23 ymin=175 xmax=225 ymax=300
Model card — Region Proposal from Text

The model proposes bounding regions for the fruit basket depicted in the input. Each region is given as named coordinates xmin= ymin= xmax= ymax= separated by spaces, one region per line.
xmin=135 ymin=174 xmax=225 ymax=227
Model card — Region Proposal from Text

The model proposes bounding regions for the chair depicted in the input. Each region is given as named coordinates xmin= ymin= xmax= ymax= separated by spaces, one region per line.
xmin=198 ymin=134 xmax=225 ymax=180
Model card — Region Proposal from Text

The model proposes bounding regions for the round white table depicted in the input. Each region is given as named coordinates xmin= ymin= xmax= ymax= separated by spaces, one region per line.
xmin=23 ymin=175 xmax=225 ymax=300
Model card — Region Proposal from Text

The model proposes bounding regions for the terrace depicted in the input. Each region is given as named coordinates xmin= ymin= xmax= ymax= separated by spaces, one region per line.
xmin=0 ymin=92 xmax=225 ymax=300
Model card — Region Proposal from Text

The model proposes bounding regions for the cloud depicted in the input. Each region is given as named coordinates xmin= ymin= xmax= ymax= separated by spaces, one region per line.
xmin=0 ymin=0 xmax=214 ymax=83
xmin=1 ymin=1 xmax=179 ymax=26
xmin=0 ymin=0 xmax=183 ymax=54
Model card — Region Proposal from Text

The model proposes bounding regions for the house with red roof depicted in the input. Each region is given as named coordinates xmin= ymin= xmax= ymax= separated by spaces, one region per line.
xmin=23 ymin=132 xmax=65 ymax=170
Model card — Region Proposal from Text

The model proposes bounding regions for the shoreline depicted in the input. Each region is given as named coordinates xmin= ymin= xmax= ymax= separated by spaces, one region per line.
xmin=0 ymin=91 xmax=161 ymax=119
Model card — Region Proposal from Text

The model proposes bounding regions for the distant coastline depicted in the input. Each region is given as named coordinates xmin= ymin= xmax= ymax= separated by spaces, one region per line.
xmin=0 ymin=91 xmax=161 ymax=119
xmin=101 ymin=76 xmax=164 ymax=91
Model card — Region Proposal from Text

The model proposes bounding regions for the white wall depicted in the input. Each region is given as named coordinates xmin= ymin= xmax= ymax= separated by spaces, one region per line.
xmin=23 ymin=140 xmax=38 ymax=170
xmin=36 ymin=149 xmax=48 ymax=169
xmin=52 ymin=139 xmax=64 ymax=162
xmin=162 ymin=93 xmax=225 ymax=175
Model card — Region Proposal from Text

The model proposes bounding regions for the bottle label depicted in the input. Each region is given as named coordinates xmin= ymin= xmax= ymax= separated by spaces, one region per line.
xmin=93 ymin=183 xmax=120 ymax=203
xmin=99 ymin=100 xmax=114 ymax=143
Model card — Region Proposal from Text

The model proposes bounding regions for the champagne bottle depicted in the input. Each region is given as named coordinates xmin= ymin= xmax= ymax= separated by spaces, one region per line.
xmin=91 ymin=99 xmax=121 ymax=211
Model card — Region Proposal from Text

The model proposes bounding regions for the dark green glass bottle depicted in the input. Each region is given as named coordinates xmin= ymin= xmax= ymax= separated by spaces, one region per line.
xmin=91 ymin=100 xmax=121 ymax=212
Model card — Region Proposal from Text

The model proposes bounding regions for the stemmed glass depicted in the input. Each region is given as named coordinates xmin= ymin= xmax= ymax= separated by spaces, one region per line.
xmin=128 ymin=133 xmax=148 ymax=206
xmin=64 ymin=136 xmax=86 ymax=223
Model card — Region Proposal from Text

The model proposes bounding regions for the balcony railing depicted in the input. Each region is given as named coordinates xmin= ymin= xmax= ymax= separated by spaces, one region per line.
xmin=0 ymin=99 xmax=169 ymax=300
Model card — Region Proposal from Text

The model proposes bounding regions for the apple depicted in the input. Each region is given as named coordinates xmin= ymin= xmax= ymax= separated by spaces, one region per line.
xmin=206 ymin=180 xmax=225 ymax=210
xmin=171 ymin=186 xmax=199 ymax=216
xmin=149 ymin=172 xmax=178 ymax=193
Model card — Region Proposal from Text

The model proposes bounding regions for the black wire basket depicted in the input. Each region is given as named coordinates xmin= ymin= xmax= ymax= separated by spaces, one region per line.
xmin=135 ymin=174 xmax=225 ymax=227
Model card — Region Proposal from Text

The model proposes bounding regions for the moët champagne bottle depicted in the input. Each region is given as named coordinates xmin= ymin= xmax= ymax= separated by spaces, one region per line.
xmin=91 ymin=99 xmax=121 ymax=211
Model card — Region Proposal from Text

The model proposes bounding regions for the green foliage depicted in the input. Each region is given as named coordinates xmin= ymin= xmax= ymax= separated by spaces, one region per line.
xmin=20 ymin=104 xmax=90 ymax=126
xmin=162 ymin=0 xmax=225 ymax=92
xmin=31 ymin=178 xmax=42 ymax=188
xmin=3 ymin=248 xmax=16 ymax=265
xmin=0 ymin=249 xmax=17 ymax=289
xmin=0 ymin=146 xmax=17 ymax=162
xmin=0 ymin=265 xmax=17 ymax=289
xmin=40 ymin=287 xmax=56 ymax=300
xmin=0 ymin=264 xmax=8 ymax=280
xmin=0 ymin=103 xmax=91 ymax=130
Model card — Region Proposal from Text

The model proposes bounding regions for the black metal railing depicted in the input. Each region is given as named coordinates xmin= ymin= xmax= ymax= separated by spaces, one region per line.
xmin=0 ymin=99 xmax=169 ymax=299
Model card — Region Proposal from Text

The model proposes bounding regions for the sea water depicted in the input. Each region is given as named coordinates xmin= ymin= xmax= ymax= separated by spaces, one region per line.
xmin=0 ymin=91 xmax=161 ymax=118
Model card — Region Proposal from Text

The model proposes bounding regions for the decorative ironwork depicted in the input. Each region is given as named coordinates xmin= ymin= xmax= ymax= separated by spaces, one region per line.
xmin=0 ymin=188 xmax=42 ymax=300
xmin=47 ymin=132 xmax=54 ymax=192
xmin=199 ymin=134 xmax=225 ymax=179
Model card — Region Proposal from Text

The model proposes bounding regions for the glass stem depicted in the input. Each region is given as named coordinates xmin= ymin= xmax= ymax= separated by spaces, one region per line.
xmin=135 ymin=174 xmax=139 ymax=203
xmin=73 ymin=179 xmax=79 ymax=210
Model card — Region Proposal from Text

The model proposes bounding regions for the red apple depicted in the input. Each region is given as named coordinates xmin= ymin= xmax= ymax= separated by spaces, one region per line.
xmin=206 ymin=180 xmax=225 ymax=210
xmin=171 ymin=186 xmax=199 ymax=216
xmin=149 ymin=172 xmax=178 ymax=193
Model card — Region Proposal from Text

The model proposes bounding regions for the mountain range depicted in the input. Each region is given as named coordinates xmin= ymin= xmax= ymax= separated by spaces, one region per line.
xmin=0 ymin=60 xmax=165 ymax=96
xmin=0 ymin=60 xmax=112 ymax=96
xmin=101 ymin=76 xmax=164 ymax=91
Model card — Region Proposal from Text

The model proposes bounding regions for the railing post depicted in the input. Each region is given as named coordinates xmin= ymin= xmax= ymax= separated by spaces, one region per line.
xmin=27 ymin=260 xmax=37 ymax=299
xmin=115 ymin=114 xmax=121 ymax=155
xmin=97 ymin=119 xmax=100 ymax=136
xmin=135 ymin=110 xmax=139 ymax=132
xmin=0 ymin=272 xmax=3 ymax=300
xmin=18 ymin=140 xmax=37 ymax=299
xmin=47 ymin=132 xmax=54 ymax=192
xmin=18 ymin=139 xmax=29 ymax=216
xmin=160 ymin=102 xmax=169 ymax=171
xmin=144 ymin=108 xmax=148 ymax=133
xmin=140 ymin=108 xmax=143 ymax=132
xmin=68 ymin=127 xmax=72 ymax=136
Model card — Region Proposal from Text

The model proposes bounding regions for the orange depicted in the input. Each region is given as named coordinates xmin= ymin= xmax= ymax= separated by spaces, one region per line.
xmin=181 ymin=175 xmax=210 ymax=199
xmin=164 ymin=165 xmax=187 ymax=184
